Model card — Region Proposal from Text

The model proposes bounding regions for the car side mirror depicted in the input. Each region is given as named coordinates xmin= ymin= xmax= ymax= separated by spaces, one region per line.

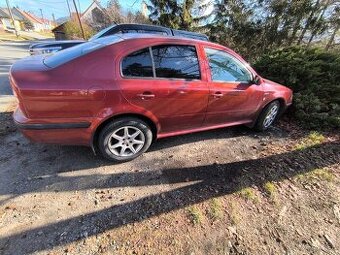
xmin=252 ymin=75 xmax=262 ymax=85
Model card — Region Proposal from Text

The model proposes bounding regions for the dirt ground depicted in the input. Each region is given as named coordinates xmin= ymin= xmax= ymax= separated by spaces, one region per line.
xmin=0 ymin=103 xmax=339 ymax=255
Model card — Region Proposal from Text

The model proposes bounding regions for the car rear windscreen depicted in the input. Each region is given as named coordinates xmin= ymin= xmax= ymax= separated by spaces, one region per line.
xmin=43 ymin=36 xmax=123 ymax=68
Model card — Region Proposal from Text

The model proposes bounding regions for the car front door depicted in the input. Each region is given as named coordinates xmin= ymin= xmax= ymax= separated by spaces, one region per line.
xmin=203 ymin=47 xmax=263 ymax=126
xmin=119 ymin=44 xmax=209 ymax=134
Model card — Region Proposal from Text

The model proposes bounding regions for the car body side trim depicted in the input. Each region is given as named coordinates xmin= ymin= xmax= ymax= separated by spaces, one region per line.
xmin=14 ymin=121 xmax=91 ymax=130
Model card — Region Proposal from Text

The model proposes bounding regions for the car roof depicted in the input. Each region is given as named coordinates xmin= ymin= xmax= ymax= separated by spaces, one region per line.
xmin=100 ymin=33 xmax=224 ymax=49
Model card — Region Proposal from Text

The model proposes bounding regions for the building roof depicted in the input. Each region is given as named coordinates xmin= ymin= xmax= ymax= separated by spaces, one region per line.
xmin=0 ymin=8 xmax=10 ymax=18
xmin=11 ymin=7 xmax=26 ymax=20
xmin=0 ymin=7 xmax=23 ymax=20
xmin=21 ymin=11 xmax=43 ymax=24
xmin=81 ymin=0 xmax=104 ymax=18
xmin=51 ymin=22 xmax=66 ymax=32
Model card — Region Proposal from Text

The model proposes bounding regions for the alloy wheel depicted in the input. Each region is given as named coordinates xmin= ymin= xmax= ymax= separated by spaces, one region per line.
xmin=263 ymin=104 xmax=279 ymax=128
xmin=108 ymin=126 xmax=145 ymax=157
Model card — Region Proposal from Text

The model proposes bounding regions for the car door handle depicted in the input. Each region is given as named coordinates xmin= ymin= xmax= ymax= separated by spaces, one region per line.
xmin=137 ymin=92 xmax=155 ymax=99
xmin=212 ymin=92 xmax=223 ymax=98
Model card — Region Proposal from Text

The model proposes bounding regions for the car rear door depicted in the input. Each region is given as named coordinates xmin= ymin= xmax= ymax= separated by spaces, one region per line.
xmin=202 ymin=47 xmax=263 ymax=126
xmin=119 ymin=43 xmax=209 ymax=134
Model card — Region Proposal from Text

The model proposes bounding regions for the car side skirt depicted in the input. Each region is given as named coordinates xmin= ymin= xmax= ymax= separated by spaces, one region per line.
xmin=157 ymin=120 xmax=253 ymax=139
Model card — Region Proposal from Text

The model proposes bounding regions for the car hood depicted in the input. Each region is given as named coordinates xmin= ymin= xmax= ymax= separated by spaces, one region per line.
xmin=263 ymin=78 xmax=291 ymax=91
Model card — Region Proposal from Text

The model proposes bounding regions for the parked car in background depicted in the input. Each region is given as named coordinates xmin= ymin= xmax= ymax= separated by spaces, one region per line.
xmin=11 ymin=34 xmax=293 ymax=162
xmin=29 ymin=40 xmax=85 ymax=55
xmin=29 ymin=23 xmax=209 ymax=55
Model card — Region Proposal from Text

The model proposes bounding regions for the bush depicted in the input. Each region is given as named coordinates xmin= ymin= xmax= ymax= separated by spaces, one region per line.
xmin=64 ymin=20 xmax=94 ymax=40
xmin=253 ymin=46 xmax=340 ymax=129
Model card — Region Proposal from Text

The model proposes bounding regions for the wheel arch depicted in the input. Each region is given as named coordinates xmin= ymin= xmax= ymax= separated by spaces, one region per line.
xmin=248 ymin=97 xmax=287 ymax=128
xmin=91 ymin=113 xmax=158 ymax=154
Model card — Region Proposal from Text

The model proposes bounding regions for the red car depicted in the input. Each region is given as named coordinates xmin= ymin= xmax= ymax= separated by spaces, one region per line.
xmin=10 ymin=34 xmax=292 ymax=162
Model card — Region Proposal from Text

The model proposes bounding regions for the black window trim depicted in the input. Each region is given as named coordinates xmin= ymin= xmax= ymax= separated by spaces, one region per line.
xmin=204 ymin=47 xmax=254 ymax=83
xmin=120 ymin=43 xmax=202 ymax=81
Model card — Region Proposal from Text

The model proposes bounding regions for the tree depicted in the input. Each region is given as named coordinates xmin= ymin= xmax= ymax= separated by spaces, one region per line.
xmin=106 ymin=0 xmax=125 ymax=24
xmin=148 ymin=0 xmax=340 ymax=58
xmin=148 ymin=0 xmax=182 ymax=28
xmin=64 ymin=20 xmax=94 ymax=40
xmin=326 ymin=5 xmax=340 ymax=50
xmin=297 ymin=0 xmax=321 ymax=44
xmin=147 ymin=0 xmax=207 ymax=30
xmin=22 ymin=19 xmax=34 ymax=31
xmin=306 ymin=0 xmax=331 ymax=48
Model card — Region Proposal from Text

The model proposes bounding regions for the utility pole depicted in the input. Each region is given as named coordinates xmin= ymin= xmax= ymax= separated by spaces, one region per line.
xmin=39 ymin=8 xmax=45 ymax=31
xmin=66 ymin=0 xmax=72 ymax=19
xmin=52 ymin=13 xmax=56 ymax=24
xmin=5 ymin=0 xmax=18 ymax=37
xmin=72 ymin=0 xmax=85 ymax=39
xmin=77 ymin=0 xmax=81 ymax=14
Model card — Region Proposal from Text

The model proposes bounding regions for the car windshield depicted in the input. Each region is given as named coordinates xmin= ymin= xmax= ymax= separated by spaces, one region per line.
xmin=43 ymin=35 xmax=123 ymax=68
xmin=88 ymin=24 xmax=117 ymax=41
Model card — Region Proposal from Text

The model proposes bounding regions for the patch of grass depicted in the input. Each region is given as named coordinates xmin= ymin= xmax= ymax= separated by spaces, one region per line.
xmin=296 ymin=168 xmax=335 ymax=183
xmin=238 ymin=187 xmax=258 ymax=202
xmin=263 ymin=182 xmax=277 ymax=198
xmin=187 ymin=206 xmax=203 ymax=225
xmin=208 ymin=198 xmax=223 ymax=221
xmin=228 ymin=200 xmax=240 ymax=225
xmin=295 ymin=131 xmax=325 ymax=150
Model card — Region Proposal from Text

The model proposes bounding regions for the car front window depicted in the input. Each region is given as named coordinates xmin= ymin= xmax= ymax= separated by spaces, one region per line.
xmin=205 ymin=48 xmax=252 ymax=82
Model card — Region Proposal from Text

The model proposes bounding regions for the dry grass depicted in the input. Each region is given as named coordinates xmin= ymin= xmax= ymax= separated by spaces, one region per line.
xmin=207 ymin=198 xmax=223 ymax=221
xmin=238 ymin=187 xmax=258 ymax=202
xmin=296 ymin=168 xmax=336 ymax=183
xmin=295 ymin=131 xmax=325 ymax=150
xmin=187 ymin=206 xmax=203 ymax=225
xmin=228 ymin=200 xmax=240 ymax=225
xmin=263 ymin=182 xmax=277 ymax=198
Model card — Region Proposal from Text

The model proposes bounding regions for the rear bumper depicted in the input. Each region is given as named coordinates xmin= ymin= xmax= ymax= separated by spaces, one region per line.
xmin=13 ymin=107 xmax=93 ymax=146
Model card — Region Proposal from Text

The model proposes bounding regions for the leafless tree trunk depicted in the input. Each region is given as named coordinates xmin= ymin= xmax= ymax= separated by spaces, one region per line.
xmin=325 ymin=22 xmax=340 ymax=50
xmin=297 ymin=0 xmax=320 ymax=45
xmin=306 ymin=0 xmax=329 ymax=48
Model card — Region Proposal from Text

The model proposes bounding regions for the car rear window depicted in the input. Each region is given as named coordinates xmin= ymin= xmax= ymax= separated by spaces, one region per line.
xmin=121 ymin=48 xmax=153 ymax=77
xmin=43 ymin=36 xmax=123 ymax=68
xmin=152 ymin=45 xmax=201 ymax=80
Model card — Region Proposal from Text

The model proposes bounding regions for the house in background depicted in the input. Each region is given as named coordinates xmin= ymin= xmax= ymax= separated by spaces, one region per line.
xmin=18 ymin=10 xmax=45 ymax=32
xmin=0 ymin=7 xmax=23 ymax=31
xmin=80 ymin=0 xmax=106 ymax=30
xmin=52 ymin=1 xmax=106 ymax=40
xmin=0 ymin=8 xmax=10 ymax=31
xmin=0 ymin=6 xmax=54 ymax=32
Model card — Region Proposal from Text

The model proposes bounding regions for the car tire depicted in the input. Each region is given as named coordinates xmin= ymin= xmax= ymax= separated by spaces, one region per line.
xmin=98 ymin=118 xmax=153 ymax=162
xmin=255 ymin=100 xmax=281 ymax=131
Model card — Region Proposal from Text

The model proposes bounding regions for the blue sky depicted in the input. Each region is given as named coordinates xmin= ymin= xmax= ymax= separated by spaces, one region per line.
xmin=0 ymin=0 xmax=144 ymax=20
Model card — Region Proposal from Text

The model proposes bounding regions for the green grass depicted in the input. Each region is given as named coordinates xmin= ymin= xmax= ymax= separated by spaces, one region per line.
xmin=208 ymin=198 xmax=223 ymax=220
xmin=295 ymin=131 xmax=325 ymax=150
xmin=228 ymin=200 xmax=240 ymax=225
xmin=296 ymin=168 xmax=335 ymax=183
xmin=187 ymin=206 xmax=203 ymax=225
xmin=238 ymin=187 xmax=259 ymax=202
xmin=263 ymin=182 xmax=277 ymax=198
